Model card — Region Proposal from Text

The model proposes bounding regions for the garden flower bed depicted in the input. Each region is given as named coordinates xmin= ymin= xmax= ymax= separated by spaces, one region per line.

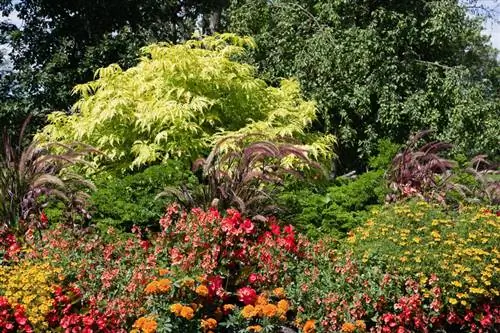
xmin=0 ymin=201 xmax=498 ymax=332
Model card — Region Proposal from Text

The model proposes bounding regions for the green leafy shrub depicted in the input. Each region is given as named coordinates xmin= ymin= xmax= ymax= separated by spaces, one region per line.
xmin=278 ymin=140 xmax=398 ymax=238
xmin=279 ymin=170 xmax=386 ymax=238
xmin=89 ymin=161 xmax=198 ymax=231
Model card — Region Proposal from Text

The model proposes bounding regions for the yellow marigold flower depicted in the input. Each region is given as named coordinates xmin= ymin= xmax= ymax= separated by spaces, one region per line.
xmin=448 ymin=298 xmax=458 ymax=305
xmin=247 ymin=325 xmax=263 ymax=332
xmin=341 ymin=322 xmax=357 ymax=333
xmin=273 ymin=287 xmax=286 ymax=299
xmin=303 ymin=319 xmax=316 ymax=333
xmin=201 ymin=318 xmax=217 ymax=331
xmin=180 ymin=306 xmax=195 ymax=320
xmin=133 ymin=316 xmax=158 ymax=333
xmin=277 ymin=299 xmax=289 ymax=313
xmin=451 ymin=281 xmax=462 ymax=287
xmin=170 ymin=303 xmax=183 ymax=316
xmin=262 ymin=304 xmax=278 ymax=317
xmin=241 ymin=305 xmax=257 ymax=319
xmin=470 ymin=287 xmax=486 ymax=294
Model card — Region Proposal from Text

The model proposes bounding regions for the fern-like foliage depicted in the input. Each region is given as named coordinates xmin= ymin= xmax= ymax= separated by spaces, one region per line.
xmin=159 ymin=136 xmax=324 ymax=216
xmin=0 ymin=117 xmax=95 ymax=236
xmin=36 ymin=34 xmax=334 ymax=170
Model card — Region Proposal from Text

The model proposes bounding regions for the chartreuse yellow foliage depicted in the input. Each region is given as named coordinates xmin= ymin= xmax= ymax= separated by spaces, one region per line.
xmin=37 ymin=33 xmax=334 ymax=170
xmin=0 ymin=261 xmax=62 ymax=329
xmin=348 ymin=201 xmax=499 ymax=307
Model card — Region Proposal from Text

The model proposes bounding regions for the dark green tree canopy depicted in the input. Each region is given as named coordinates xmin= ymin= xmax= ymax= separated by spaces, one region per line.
xmin=227 ymin=0 xmax=500 ymax=169
xmin=0 ymin=0 xmax=227 ymax=126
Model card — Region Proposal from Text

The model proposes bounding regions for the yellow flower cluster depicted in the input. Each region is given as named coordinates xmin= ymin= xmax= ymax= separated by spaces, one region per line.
xmin=349 ymin=202 xmax=499 ymax=307
xmin=0 ymin=261 xmax=63 ymax=330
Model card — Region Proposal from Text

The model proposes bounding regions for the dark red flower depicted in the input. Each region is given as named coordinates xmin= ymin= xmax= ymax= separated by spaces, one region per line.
xmin=237 ymin=286 xmax=257 ymax=305
xmin=241 ymin=219 xmax=255 ymax=234
xmin=270 ymin=223 xmax=280 ymax=236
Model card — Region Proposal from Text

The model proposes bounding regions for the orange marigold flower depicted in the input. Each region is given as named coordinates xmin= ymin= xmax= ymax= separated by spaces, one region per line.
xmin=247 ymin=325 xmax=263 ymax=332
xmin=182 ymin=278 xmax=195 ymax=289
xmin=341 ymin=322 xmax=357 ymax=333
xmin=156 ymin=279 xmax=171 ymax=293
xmin=158 ymin=268 xmax=169 ymax=276
xmin=273 ymin=287 xmax=286 ymax=299
xmin=170 ymin=303 xmax=183 ymax=316
xmin=262 ymin=304 xmax=278 ymax=317
xmin=254 ymin=304 xmax=264 ymax=317
xmin=355 ymin=320 xmax=366 ymax=331
xmin=196 ymin=285 xmax=209 ymax=297
xmin=180 ymin=306 xmax=195 ymax=320
xmin=145 ymin=279 xmax=171 ymax=294
xmin=303 ymin=319 xmax=316 ymax=333
xmin=201 ymin=318 xmax=218 ymax=331
xmin=133 ymin=316 xmax=158 ymax=333
xmin=255 ymin=295 xmax=268 ymax=306
xmin=223 ymin=304 xmax=235 ymax=313
xmin=144 ymin=281 xmax=158 ymax=294
xmin=241 ymin=305 xmax=257 ymax=319
xmin=277 ymin=299 xmax=289 ymax=313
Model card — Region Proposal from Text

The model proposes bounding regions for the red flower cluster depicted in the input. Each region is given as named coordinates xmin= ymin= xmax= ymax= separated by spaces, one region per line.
xmin=158 ymin=204 xmax=305 ymax=287
xmin=378 ymin=290 xmax=499 ymax=333
xmin=46 ymin=285 xmax=126 ymax=333
xmin=0 ymin=296 xmax=32 ymax=332
xmin=0 ymin=231 xmax=21 ymax=260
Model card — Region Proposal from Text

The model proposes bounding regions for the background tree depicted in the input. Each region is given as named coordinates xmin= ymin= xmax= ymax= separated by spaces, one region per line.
xmin=0 ymin=0 xmax=224 ymax=132
xmin=227 ymin=0 xmax=500 ymax=171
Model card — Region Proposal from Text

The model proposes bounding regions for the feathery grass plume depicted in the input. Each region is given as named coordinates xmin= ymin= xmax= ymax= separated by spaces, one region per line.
xmin=387 ymin=130 xmax=457 ymax=203
xmin=1 ymin=116 xmax=95 ymax=237
xmin=159 ymin=135 xmax=325 ymax=216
